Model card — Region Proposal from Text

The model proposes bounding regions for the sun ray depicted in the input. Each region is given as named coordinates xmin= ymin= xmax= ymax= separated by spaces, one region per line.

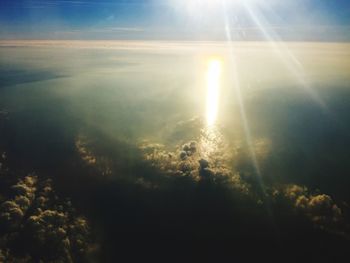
xmin=242 ymin=1 xmax=328 ymax=110
xmin=221 ymin=0 xmax=262 ymax=178
xmin=221 ymin=0 xmax=276 ymax=222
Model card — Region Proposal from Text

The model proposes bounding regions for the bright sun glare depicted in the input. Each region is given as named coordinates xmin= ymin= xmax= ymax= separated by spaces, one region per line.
xmin=206 ymin=59 xmax=222 ymax=126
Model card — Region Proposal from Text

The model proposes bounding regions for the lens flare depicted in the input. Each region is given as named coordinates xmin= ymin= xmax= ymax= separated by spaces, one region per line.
xmin=206 ymin=59 xmax=222 ymax=126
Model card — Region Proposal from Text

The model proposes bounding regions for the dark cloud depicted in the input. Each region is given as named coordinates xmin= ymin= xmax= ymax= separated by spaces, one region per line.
xmin=0 ymin=175 xmax=37 ymax=228
xmin=0 ymin=173 xmax=94 ymax=262
xmin=272 ymin=184 xmax=347 ymax=236
xmin=140 ymin=130 xmax=350 ymax=242
xmin=140 ymin=138 xmax=250 ymax=194
xmin=75 ymin=134 xmax=115 ymax=177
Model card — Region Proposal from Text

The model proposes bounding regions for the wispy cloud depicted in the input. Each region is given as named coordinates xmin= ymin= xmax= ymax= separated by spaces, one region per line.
xmin=13 ymin=0 xmax=153 ymax=8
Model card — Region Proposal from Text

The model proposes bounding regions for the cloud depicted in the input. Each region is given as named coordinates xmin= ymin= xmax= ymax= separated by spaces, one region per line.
xmin=0 ymin=174 xmax=37 ymax=228
xmin=273 ymin=184 xmax=346 ymax=235
xmin=75 ymin=135 xmax=97 ymax=165
xmin=139 ymin=138 xmax=249 ymax=194
xmin=139 ymin=119 xmax=349 ymax=238
xmin=0 ymin=174 xmax=94 ymax=262
xmin=75 ymin=134 xmax=112 ymax=176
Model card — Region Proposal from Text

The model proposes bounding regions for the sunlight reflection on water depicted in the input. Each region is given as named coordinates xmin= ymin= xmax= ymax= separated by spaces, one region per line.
xmin=206 ymin=58 xmax=222 ymax=126
xmin=202 ymin=57 xmax=224 ymax=161
xmin=199 ymin=126 xmax=223 ymax=162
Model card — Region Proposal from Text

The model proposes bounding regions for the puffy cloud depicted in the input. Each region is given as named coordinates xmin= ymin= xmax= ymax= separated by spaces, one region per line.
xmin=27 ymin=209 xmax=73 ymax=262
xmin=275 ymin=184 xmax=344 ymax=233
xmin=75 ymin=135 xmax=97 ymax=165
xmin=14 ymin=196 xmax=31 ymax=210
xmin=0 ymin=174 xmax=37 ymax=228
xmin=25 ymin=179 xmax=92 ymax=262
xmin=0 ymin=174 xmax=93 ymax=262
xmin=138 ymin=114 xmax=350 ymax=244
xmin=141 ymin=132 xmax=347 ymax=237
xmin=0 ymin=201 xmax=23 ymax=224
xmin=140 ymin=140 xmax=200 ymax=179
xmin=140 ymin=139 xmax=249 ymax=194
xmin=75 ymin=134 xmax=112 ymax=176
xmin=69 ymin=217 xmax=91 ymax=255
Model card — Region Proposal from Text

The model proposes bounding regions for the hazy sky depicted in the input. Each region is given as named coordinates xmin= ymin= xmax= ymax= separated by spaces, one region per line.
xmin=1 ymin=0 xmax=350 ymax=40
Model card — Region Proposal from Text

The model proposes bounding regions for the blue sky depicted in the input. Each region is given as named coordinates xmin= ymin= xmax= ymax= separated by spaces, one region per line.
xmin=1 ymin=0 xmax=350 ymax=40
